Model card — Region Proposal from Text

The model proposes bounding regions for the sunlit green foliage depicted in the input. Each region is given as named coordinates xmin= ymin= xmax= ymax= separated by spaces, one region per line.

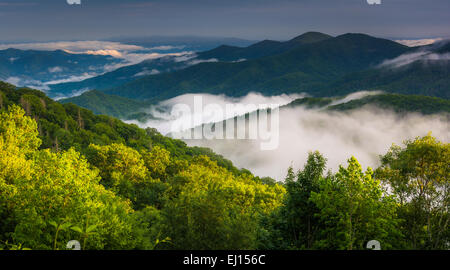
xmin=0 ymin=82 xmax=448 ymax=250
xmin=0 ymin=106 xmax=136 ymax=250
xmin=376 ymin=134 xmax=449 ymax=249
xmin=0 ymin=97 xmax=286 ymax=250
xmin=0 ymin=82 xmax=245 ymax=176
xmin=310 ymin=157 xmax=402 ymax=250
xmin=162 ymin=156 xmax=285 ymax=250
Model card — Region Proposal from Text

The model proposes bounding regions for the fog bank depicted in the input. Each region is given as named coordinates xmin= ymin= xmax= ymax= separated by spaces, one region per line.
xmin=185 ymin=106 xmax=449 ymax=181
xmin=128 ymin=92 xmax=449 ymax=181
xmin=125 ymin=92 xmax=306 ymax=134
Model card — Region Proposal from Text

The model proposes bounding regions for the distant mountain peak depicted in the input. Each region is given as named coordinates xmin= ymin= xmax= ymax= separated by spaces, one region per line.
xmin=288 ymin=32 xmax=333 ymax=44
xmin=248 ymin=39 xmax=282 ymax=48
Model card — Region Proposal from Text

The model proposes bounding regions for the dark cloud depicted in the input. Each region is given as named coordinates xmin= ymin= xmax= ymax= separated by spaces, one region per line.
xmin=0 ymin=0 xmax=449 ymax=42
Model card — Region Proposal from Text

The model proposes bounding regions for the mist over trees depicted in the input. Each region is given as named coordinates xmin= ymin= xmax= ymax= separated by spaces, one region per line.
xmin=0 ymin=83 xmax=448 ymax=250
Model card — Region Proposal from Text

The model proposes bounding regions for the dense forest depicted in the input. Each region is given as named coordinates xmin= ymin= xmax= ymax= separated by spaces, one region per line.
xmin=0 ymin=82 xmax=448 ymax=250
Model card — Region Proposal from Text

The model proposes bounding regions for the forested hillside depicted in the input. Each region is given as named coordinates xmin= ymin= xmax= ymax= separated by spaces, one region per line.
xmin=59 ymin=90 xmax=149 ymax=120
xmin=1 ymin=81 xmax=448 ymax=250
xmin=0 ymin=82 xmax=246 ymax=175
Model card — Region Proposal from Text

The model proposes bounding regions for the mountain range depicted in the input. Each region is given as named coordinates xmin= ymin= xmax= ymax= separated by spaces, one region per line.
xmin=48 ymin=32 xmax=333 ymax=97
xmin=195 ymin=32 xmax=333 ymax=61
xmin=47 ymin=55 xmax=190 ymax=96
xmin=107 ymin=35 xmax=256 ymax=52
xmin=7 ymin=31 xmax=449 ymax=121
xmin=102 ymin=33 xmax=415 ymax=101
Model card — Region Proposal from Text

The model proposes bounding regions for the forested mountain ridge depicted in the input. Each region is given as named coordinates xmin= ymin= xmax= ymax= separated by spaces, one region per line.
xmin=47 ymin=33 xmax=450 ymax=105
xmin=46 ymin=32 xmax=332 ymax=98
xmin=105 ymin=33 xmax=412 ymax=101
xmin=0 ymin=81 xmax=247 ymax=175
xmin=196 ymin=32 xmax=333 ymax=61
xmin=47 ymin=55 xmax=189 ymax=96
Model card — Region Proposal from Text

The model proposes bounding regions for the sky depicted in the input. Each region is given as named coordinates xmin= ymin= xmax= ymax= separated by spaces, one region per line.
xmin=0 ymin=0 xmax=449 ymax=42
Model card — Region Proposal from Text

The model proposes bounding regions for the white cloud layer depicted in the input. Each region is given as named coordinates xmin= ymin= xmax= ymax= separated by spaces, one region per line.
xmin=380 ymin=51 xmax=450 ymax=68
xmin=125 ymin=92 xmax=306 ymax=135
xmin=329 ymin=91 xmax=384 ymax=106
xmin=134 ymin=69 xmax=160 ymax=77
xmin=126 ymin=92 xmax=449 ymax=181
xmin=0 ymin=41 xmax=195 ymax=65
xmin=48 ymin=66 xmax=63 ymax=73
xmin=4 ymin=77 xmax=21 ymax=86
xmin=186 ymin=106 xmax=449 ymax=181
xmin=0 ymin=41 xmax=143 ymax=53
xmin=4 ymin=73 xmax=99 ymax=92
xmin=0 ymin=41 xmax=197 ymax=93
xmin=395 ymin=38 xmax=443 ymax=47
xmin=187 ymin=58 xmax=219 ymax=65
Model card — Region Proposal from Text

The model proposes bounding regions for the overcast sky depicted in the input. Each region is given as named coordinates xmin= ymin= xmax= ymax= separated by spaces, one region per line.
xmin=1 ymin=0 xmax=449 ymax=42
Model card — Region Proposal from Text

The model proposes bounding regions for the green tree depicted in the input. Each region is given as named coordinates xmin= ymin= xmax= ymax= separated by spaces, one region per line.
xmin=310 ymin=156 xmax=402 ymax=250
xmin=265 ymin=152 xmax=327 ymax=249
xmin=376 ymin=134 xmax=449 ymax=249
xmin=284 ymin=152 xmax=326 ymax=249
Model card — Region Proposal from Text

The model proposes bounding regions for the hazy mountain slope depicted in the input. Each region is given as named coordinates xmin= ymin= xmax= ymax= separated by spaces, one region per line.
xmin=328 ymin=94 xmax=450 ymax=114
xmin=0 ymin=48 xmax=123 ymax=84
xmin=108 ymin=35 xmax=256 ymax=52
xmin=284 ymin=97 xmax=334 ymax=109
xmin=47 ymin=55 xmax=189 ymax=96
xmin=286 ymin=94 xmax=450 ymax=115
xmin=107 ymin=33 xmax=410 ymax=101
